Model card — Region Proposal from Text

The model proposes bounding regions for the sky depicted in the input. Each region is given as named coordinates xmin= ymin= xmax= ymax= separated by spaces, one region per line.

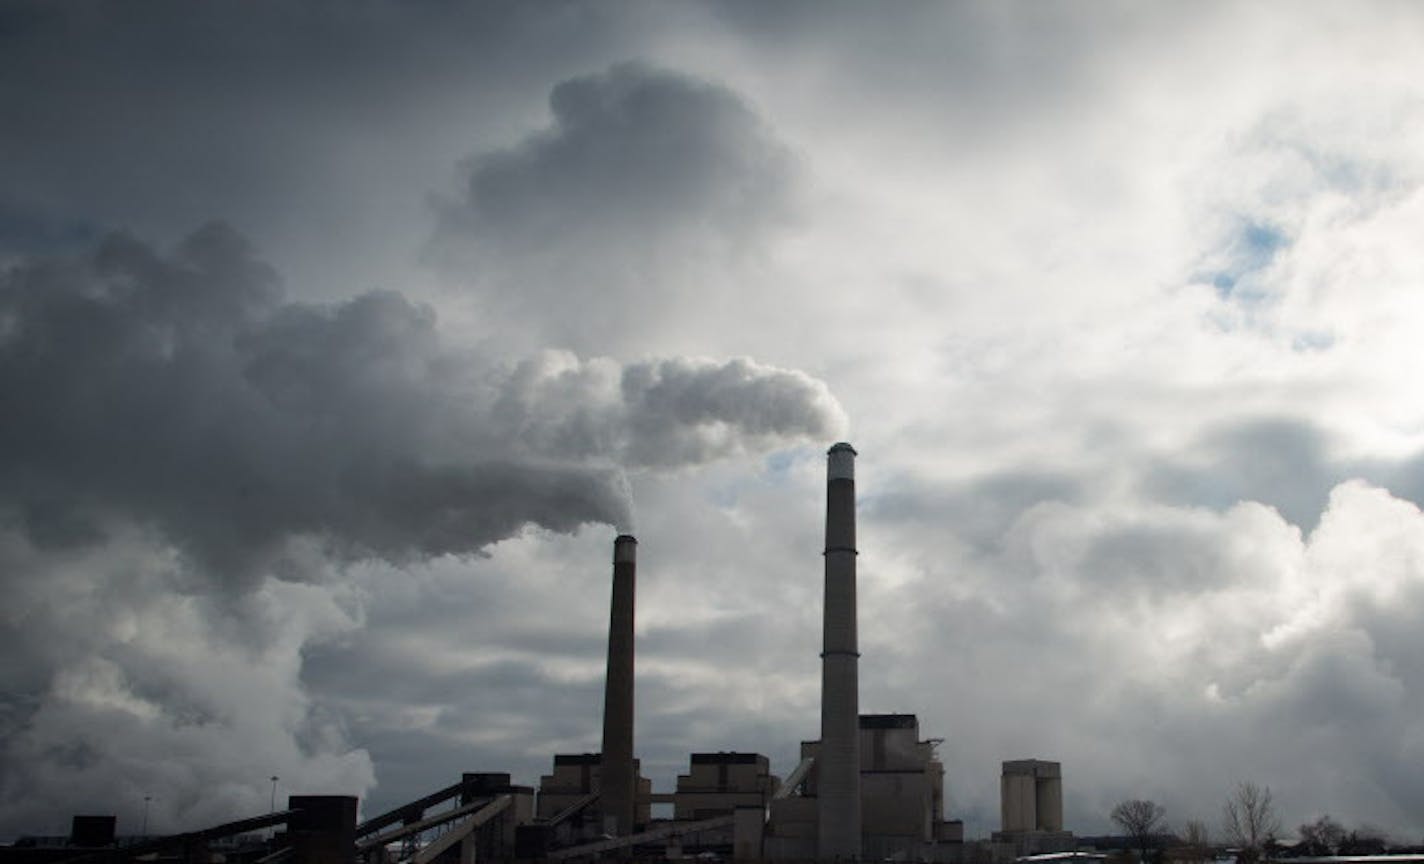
xmin=4 ymin=0 xmax=1424 ymax=844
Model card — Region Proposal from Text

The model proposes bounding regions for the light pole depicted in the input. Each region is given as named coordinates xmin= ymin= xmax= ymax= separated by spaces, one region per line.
xmin=269 ymin=776 xmax=279 ymax=840
xmin=141 ymin=796 xmax=151 ymax=836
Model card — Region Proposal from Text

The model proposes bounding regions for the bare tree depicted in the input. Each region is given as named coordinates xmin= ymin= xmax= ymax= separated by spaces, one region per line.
xmin=1298 ymin=815 xmax=1345 ymax=856
xmin=1223 ymin=782 xmax=1280 ymax=863
xmin=1182 ymin=820 xmax=1211 ymax=864
xmin=1113 ymin=799 xmax=1168 ymax=864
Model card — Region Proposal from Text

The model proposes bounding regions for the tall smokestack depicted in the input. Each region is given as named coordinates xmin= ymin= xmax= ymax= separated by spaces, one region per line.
xmin=600 ymin=534 xmax=638 ymax=836
xmin=819 ymin=443 xmax=861 ymax=859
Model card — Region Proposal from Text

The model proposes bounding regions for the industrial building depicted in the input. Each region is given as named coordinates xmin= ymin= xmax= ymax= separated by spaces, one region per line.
xmin=673 ymin=753 xmax=779 ymax=823
xmin=765 ymin=714 xmax=963 ymax=860
xmin=532 ymin=754 xmax=652 ymax=840
xmin=993 ymin=760 xmax=1075 ymax=858
xmin=1001 ymin=760 xmax=1064 ymax=835
xmin=6 ymin=443 xmax=1065 ymax=863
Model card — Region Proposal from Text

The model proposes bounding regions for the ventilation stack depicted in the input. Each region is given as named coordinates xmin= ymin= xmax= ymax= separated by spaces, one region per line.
xmin=600 ymin=534 xmax=638 ymax=836
xmin=818 ymin=443 xmax=862 ymax=859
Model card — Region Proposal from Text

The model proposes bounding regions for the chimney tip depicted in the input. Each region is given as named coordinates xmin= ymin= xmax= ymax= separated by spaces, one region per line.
xmin=827 ymin=443 xmax=856 ymax=481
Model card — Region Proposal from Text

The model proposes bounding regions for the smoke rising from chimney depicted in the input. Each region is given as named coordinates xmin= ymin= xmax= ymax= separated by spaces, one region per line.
xmin=0 ymin=223 xmax=844 ymax=835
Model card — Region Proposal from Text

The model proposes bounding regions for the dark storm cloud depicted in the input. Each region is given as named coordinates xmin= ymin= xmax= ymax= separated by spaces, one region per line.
xmin=443 ymin=62 xmax=793 ymax=245
xmin=0 ymin=0 xmax=609 ymax=219
xmin=0 ymin=226 xmax=614 ymax=581
xmin=0 ymin=225 xmax=841 ymax=585
xmin=0 ymin=0 xmax=654 ymax=303
xmin=0 ymin=201 xmax=101 ymax=258
xmin=432 ymin=62 xmax=800 ymax=351
xmin=0 ymin=221 xmax=841 ymax=834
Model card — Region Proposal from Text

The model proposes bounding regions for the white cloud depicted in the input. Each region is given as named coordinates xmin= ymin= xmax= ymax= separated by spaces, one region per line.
xmin=0 ymin=525 xmax=374 ymax=835
xmin=884 ymin=481 xmax=1424 ymax=835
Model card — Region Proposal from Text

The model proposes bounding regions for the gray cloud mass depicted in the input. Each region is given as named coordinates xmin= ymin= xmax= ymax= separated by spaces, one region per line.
xmin=0 ymin=223 xmax=840 ymax=579
xmin=0 ymin=222 xmax=842 ymax=834
xmin=432 ymin=62 xmax=800 ymax=355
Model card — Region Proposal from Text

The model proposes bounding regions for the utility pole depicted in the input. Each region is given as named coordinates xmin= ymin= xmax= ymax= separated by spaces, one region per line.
xmin=141 ymin=795 xmax=151 ymax=836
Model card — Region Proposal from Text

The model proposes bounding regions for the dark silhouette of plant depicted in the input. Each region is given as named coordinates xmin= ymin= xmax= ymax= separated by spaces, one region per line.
xmin=1297 ymin=815 xmax=1345 ymax=856
xmin=1113 ymin=799 xmax=1168 ymax=864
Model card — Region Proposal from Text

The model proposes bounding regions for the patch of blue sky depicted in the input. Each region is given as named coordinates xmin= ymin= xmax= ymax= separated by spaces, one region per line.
xmin=762 ymin=444 xmax=820 ymax=484
xmin=1294 ymin=145 xmax=1393 ymax=199
xmin=763 ymin=448 xmax=797 ymax=478
xmin=1291 ymin=330 xmax=1336 ymax=352
xmin=705 ymin=481 xmax=740 ymax=509
xmin=1202 ymin=220 xmax=1288 ymax=304
xmin=0 ymin=202 xmax=101 ymax=255
xmin=705 ymin=446 xmax=817 ymax=509
xmin=1241 ymin=222 xmax=1287 ymax=259
xmin=1210 ymin=272 xmax=1271 ymax=304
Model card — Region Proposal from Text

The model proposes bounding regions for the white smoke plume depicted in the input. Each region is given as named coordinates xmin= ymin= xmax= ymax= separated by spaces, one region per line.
xmin=0 ymin=224 xmax=844 ymax=834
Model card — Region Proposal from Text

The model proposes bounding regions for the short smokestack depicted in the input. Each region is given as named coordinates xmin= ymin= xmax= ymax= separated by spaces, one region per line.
xmin=818 ymin=443 xmax=861 ymax=859
xmin=600 ymin=534 xmax=637 ymax=836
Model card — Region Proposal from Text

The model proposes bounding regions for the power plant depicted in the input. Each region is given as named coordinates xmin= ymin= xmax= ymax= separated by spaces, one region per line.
xmin=5 ymin=444 xmax=1072 ymax=863
xmin=520 ymin=443 xmax=968 ymax=860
